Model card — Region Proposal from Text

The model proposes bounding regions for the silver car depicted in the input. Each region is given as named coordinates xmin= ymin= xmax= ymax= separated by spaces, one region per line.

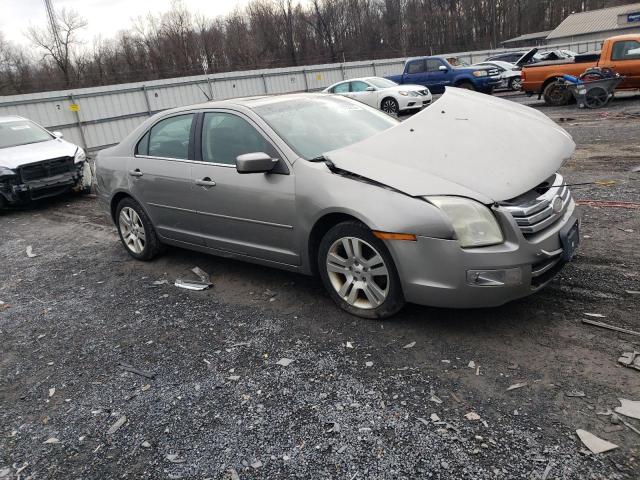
xmin=95 ymin=90 xmax=579 ymax=318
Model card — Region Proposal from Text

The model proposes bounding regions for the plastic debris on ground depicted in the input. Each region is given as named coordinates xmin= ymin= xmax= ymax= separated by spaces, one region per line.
xmin=618 ymin=351 xmax=640 ymax=371
xmin=174 ymin=279 xmax=212 ymax=291
xmin=506 ymin=382 xmax=527 ymax=391
xmin=26 ymin=246 xmax=37 ymax=258
xmin=575 ymin=429 xmax=618 ymax=454
xmin=614 ymin=398 xmax=640 ymax=420
xmin=275 ymin=358 xmax=294 ymax=367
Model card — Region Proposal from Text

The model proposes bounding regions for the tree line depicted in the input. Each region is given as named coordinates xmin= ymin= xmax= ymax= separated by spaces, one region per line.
xmin=0 ymin=0 xmax=635 ymax=95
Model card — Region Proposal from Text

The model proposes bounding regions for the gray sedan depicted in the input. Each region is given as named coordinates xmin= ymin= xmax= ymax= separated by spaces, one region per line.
xmin=95 ymin=90 xmax=579 ymax=318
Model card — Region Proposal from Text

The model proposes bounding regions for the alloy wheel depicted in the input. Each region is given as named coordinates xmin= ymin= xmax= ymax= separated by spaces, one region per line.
xmin=119 ymin=206 xmax=146 ymax=254
xmin=381 ymin=99 xmax=398 ymax=115
xmin=326 ymin=236 xmax=390 ymax=310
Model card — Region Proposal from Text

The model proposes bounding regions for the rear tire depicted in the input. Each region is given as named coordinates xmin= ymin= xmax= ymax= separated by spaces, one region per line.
xmin=115 ymin=197 xmax=163 ymax=261
xmin=318 ymin=221 xmax=405 ymax=319
xmin=543 ymin=80 xmax=572 ymax=106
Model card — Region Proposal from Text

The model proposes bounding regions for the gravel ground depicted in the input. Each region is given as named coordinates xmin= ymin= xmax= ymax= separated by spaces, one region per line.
xmin=1 ymin=92 xmax=639 ymax=479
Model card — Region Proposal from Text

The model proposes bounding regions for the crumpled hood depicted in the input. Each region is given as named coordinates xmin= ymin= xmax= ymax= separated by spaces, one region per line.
xmin=0 ymin=138 xmax=79 ymax=169
xmin=324 ymin=87 xmax=575 ymax=203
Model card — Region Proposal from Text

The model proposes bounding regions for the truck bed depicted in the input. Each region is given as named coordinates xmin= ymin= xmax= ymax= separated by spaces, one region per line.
xmin=525 ymin=52 xmax=601 ymax=69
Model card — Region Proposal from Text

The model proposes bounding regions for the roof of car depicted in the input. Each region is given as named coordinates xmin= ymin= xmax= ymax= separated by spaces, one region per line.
xmin=166 ymin=92 xmax=338 ymax=113
xmin=0 ymin=116 xmax=26 ymax=123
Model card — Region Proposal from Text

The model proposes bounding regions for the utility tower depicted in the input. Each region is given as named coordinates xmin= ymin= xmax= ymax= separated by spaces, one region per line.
xmin=43 ymin=0 xmax=62 ymax=53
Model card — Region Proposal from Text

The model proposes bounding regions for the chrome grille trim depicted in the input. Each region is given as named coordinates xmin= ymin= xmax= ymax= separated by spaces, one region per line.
xmin=501 ymin=174 xmax=572 ymax=235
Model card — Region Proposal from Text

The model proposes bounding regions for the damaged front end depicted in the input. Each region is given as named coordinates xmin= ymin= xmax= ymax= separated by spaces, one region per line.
xmin=0 ymin=156 xmax=91 ymax=207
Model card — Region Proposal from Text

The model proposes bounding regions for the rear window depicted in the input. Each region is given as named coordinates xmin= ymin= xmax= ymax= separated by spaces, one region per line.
xmin=0 ymin=119 xmax=52 ymax=149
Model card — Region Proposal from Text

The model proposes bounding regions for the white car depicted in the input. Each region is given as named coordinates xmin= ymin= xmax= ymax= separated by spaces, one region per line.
xmin=473 ymin=61 xmax=522 ymax=91
xmin=323 ymin=77 xmax=432 ymax=115
xmin=0 ymin=116 xmax=91 ymax=207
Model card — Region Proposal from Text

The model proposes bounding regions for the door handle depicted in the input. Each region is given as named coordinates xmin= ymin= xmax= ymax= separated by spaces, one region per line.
xmin=195 ymin=177 xmax=216 ymax=187
xmin=129 ymin=169 xmax=143 ymax=177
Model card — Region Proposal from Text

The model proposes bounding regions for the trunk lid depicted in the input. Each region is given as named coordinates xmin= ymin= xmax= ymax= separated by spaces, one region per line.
xmin=324 ymin=88 xmax=575 ymax=203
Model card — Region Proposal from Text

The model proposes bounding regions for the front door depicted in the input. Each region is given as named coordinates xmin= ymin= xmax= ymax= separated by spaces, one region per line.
xmin=348 ymin=80 xmax=378 ymax=108
xmin=425 ymin=58 xmax=450 ymax=92
xmin=128 ymin=113 xmax=203 ymax=245
xmin=191 ymin=111 xmax=298 ymax=265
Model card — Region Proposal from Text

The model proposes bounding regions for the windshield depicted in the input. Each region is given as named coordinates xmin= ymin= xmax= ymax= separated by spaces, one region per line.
xmin=366 ymin=77 xmax=397 ymax=89
xmin=0 ymin=119 xmax=53 ymax=149
xmin=446 ymin=57 xmax=469 ymax=67
xmin=253 ymin=96 xmax=398 ymax=160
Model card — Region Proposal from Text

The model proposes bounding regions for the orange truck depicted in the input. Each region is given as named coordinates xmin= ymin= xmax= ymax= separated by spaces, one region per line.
xmin=521 ymin=34 xmax=640 ymax=106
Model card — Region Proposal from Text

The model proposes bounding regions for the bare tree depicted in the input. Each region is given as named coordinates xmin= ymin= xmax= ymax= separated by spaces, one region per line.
xmin=27 ymin=7 xmax=87 ymax=87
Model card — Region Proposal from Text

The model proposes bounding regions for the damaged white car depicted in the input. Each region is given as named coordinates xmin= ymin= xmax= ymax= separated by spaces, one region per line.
xmin=0 ymin=116 xmax=92 ymax=208
xmin=96 ymin=89 xmax=579 ymax=318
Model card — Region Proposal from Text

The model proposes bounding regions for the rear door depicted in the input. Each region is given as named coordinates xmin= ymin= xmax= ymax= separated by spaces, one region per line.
xmin=190 ymin=111 xmax=298 ymax=265
xmin=402 ymin=59 xmax=428 ymax=87
xmin=128 ymin=113 xmax=203 ymax=245
xmin=609 ymin=39 xmax=640 ymax=88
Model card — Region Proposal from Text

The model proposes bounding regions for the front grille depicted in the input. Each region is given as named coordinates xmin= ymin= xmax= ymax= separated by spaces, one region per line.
xmin=487 ymin=68 xmax=500 ymax=77
xmin=500 ymin=173 xmax=572 ymax=236
xmin=19 ymin=156 xmax=75 ymax=182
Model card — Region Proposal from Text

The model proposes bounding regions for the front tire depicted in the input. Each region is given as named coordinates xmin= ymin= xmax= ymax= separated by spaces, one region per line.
xmin=508 ymin=76 xmax=522 ymax=91
xmin=115 ymin=197 xmax=163 ymax=261
xmin=380 ymin=97 xmax=399 ymax=116
xmin=318 ymin=221 xmax=405 ymax=319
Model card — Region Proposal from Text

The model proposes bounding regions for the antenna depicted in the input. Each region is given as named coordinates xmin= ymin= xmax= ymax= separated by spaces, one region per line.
xmin=43 ymin=0 xmax=62 ymax=54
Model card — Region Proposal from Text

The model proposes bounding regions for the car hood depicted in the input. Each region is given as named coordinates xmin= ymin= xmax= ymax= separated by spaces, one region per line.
xmin=0 ymin=138 xmax=79 ymax=169
xmin=324 ymin=87 xmax=575 ymax=203
xmin=385 ymin=84 xmax=428 ymax=93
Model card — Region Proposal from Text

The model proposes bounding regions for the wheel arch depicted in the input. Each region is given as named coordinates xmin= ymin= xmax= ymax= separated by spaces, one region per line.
xmin=109 ymin=190 xmax=151 ymax=224
xmin=379 ymin=96 xmax=398 ymax=109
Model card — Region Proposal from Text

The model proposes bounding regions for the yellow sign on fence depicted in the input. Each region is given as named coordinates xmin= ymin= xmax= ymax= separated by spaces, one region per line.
xmin=69 ymin=103 xmax=79 ymax=112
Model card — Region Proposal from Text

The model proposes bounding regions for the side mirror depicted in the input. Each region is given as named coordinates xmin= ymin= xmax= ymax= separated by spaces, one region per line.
xmin=52 ymin=131 xmax=64 ymax=138
xmin=438 ymin=65 xmax=448 ymax=72
xmin=365 ymin=86 xmax=376 ymax=91
xmin=236 ymin=152 xmax=278 ymax=174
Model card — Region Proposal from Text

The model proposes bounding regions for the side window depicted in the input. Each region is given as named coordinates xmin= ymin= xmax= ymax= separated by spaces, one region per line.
xmin=147 ymin=114 xmax=194 ymax=160
xmin=426 ymin=59 xmax=444 ymax=72
xmin=350 ymin=81 xmax=370 ymax=92
xmin=135 ymin=131 xmax=150 ymax=156
xmin=201 ymin=112 xmax=277 ymax=165
xmin=611 ymin=40 xmax=640 ymax=60
xmin=407 ymin=60 xmax=425 ymax=74
xmin=332 ymin=82 xmax=349 ymax=93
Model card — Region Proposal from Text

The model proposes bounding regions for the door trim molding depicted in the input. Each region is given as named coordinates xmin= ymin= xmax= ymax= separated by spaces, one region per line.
xmin=197 ymin=209 xmax=293 ymax=229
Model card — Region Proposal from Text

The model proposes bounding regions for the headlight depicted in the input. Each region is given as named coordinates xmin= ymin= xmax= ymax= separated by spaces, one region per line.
xmin=398 ymin=91 xmax=409 ymax=96
xmin=427 ymin=196 xmax=504 ymax=247
xmin=409 ymin=91 xmax=420 ymax=97
xmin=74 ymin=147 xmax=86 ymax=163
xmin=0 ymin=166 xmax=16 ymax=177
xmin=472 ymin=70 xmax=488 ymax=77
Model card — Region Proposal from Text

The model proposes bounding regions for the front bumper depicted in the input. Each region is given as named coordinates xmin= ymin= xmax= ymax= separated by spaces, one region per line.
xmin=398 ymin=94 xmax=432 ymax=111
xmin=388 ymin=199 xmax=579 ymax=308
xmin=0 ymin=161 xmax=87 ymax=206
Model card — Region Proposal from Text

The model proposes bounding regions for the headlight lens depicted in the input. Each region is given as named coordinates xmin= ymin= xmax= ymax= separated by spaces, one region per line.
xmin=472 ymin=70 xmax=488 ymax=77
xmin=0 ymin=166 xmax=16 ymax=177
xmin=427 ymin=196 xmax=504 ymax=247
xmin=398 ymin=91 xmax=409 ymax=96
xmin=74 ymin=148 xmax=86 ymax=163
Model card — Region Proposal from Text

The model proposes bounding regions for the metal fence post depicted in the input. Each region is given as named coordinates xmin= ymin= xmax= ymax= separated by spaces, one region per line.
xmin=261 ymin=74 xmax=269 ymax=94
xmin=69 ymin=93 xmax=88 ymax=150
xmin=372 ymin=62 xmax=378 ymax=76
xmin=340 ymin=64 xmax=346 ymax=80
xmin=302 ymin=69 xmax=309 ymax=92
xmin=206 ymin=75 xmax=214 ymax=100
xmin=142 ymin=85 xmax=152 ymax=116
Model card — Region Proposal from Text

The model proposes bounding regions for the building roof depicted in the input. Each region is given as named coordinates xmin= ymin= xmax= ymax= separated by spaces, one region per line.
xmin=546 ymin=2 xmax=640 ymax=40
xmin=501 ymin=30 xmax=553 ymax=45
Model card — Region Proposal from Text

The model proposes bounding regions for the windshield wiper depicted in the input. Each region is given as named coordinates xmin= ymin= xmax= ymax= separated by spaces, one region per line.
xmin=309 ymin=155 xmax=327 ymax=162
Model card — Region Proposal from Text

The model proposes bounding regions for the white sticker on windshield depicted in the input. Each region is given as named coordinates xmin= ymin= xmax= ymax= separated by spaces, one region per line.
xmin=10 ymin=125 xmax=31 ymax=130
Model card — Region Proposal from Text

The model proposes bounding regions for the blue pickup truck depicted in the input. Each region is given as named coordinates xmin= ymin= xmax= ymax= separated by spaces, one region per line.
xmin=387 ymin=55 xmax=502 ymax=94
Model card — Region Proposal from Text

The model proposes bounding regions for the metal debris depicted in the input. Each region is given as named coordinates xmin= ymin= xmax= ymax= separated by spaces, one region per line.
xmin=403 ymin=341 xmax=416 ymax=349
xmin=582 ymin=319 xmax=640 ymax=337
xmin=174 ymin=279 xmax=212 ymax=291
xmin=276 ymin=358 xmax=294 ymax=367
xmin=575 ymin=429 xmax=618 ymax=454
xmin=618 ymin=351 xmax=640 ymax=371
xmin=614 ymin=398 xmax=640 ymax=420
xmin=26 ymin=246 xmax=37 ymax=258
xmin=583 ymin=313 xmax=605 ymax=318
xmin=106 ymin=415 xmax=127 ymax=435
xmin=506 ymin=382 xmax=527 ymax=391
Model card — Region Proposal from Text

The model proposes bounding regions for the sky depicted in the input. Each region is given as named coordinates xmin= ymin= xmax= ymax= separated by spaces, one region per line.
xmin=0 ymin=0 xmax=252 ymax=46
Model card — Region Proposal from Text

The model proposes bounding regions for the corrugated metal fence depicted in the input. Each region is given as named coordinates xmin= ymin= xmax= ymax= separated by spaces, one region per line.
xmin=0 ymin=39 xmax=604 ymax=152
